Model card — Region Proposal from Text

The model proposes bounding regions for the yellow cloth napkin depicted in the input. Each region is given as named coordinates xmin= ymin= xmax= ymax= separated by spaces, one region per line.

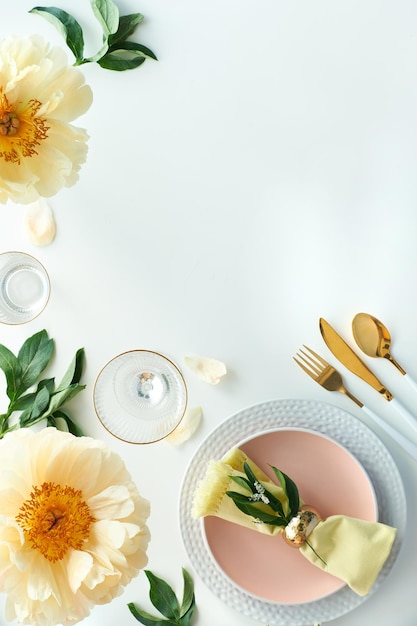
xmin=192 ymin=448 xmax=396 ymax=596
xmin=192 ymin=450 xmax=287 ymax=535
xmin=300 ymin=515 xmax=396 ymax=596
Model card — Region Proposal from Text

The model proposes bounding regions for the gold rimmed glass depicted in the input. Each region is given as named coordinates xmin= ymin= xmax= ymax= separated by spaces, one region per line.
xmin=0 ymin=251 xmax=51 ymax=324
xmin=93 ymin=350 xmax=188 ymax=444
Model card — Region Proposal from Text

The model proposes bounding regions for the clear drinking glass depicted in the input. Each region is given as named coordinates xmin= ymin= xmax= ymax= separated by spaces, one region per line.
xmin=0 ymin=251 xmax=51 ymax=324
xmin=93 ymin=350 xmax=188 ymax=444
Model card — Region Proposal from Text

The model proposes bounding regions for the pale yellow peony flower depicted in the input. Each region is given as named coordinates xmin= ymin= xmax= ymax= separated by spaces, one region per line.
xmin=0 ymin=34 xmax=93 ymax=204
xmin=0 ymin=428 xmax=150 ymax=626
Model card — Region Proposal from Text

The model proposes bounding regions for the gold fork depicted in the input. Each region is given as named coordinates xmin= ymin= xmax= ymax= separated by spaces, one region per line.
xmin=294 ymin=346 xmax=363 ymax=408
xmin=293 ymin=345 xmax=417 ymax=462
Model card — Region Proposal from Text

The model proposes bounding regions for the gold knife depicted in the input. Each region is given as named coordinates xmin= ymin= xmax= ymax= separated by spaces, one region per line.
xmin=319 ymin=317 xmax=417 ymax=433
xmin=319 ymin=318 xmax=392 ymax=400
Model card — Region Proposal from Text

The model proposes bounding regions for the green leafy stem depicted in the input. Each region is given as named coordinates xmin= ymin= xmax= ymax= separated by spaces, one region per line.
xmin=128 ymin=568 xmax=196 ymax=626
xmin=0 ymin=329 xmax=85 ymax=437
xmin=226 ymin=461 xmax=301 ymax=526
xmin=227 ymin=462 xmax=327 ymax=566
xmin=30 ymin=0 xmax=157 ymax=71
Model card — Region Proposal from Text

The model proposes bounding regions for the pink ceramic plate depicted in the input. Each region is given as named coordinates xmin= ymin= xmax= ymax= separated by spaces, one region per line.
xmin=203 ymin=428 xmax=377 ymax=604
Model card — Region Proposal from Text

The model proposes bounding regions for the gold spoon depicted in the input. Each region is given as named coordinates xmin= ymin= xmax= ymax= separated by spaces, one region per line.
xmin=352 ymin=312 xmax=417 ymax=391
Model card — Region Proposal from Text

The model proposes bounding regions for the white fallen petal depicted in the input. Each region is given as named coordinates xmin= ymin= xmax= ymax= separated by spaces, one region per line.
xmin=184 ymin=356 xmax=227 ymax=384
xmin=24 ymin=198 xmax=56 ymax=246
xmin=165 ymin=406 xmax=203 ymax=445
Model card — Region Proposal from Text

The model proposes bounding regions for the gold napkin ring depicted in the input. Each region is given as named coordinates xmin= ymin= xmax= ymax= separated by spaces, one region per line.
xmin=283 ymin=505 xmax=322 ymax=547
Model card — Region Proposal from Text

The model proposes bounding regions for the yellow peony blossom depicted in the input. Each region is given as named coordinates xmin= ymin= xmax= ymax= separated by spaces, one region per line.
xmin=0 ymin=35 xmax=93 ymax=204
xmin=0 ymin=428 xmax=150 ymax=626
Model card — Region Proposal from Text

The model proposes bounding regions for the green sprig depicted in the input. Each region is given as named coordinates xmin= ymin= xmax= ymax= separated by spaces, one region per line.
xmin=128 ymin=568 xmax=196 ymax=626
xmin=226 ymin=462 xmax=327 ymax=565
xmin=227 ymin=461 xmax=301 ymax=526
xmin=0 ymin=330 xmax=85 ymax=437
xmin=30 ymin=0 xmax=157 ymax=71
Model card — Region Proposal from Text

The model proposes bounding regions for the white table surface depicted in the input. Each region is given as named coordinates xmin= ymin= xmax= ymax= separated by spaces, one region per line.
xmin=1 ymin=1 xmax=417 ymax=624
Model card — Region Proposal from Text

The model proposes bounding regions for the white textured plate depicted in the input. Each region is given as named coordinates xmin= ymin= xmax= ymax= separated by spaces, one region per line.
xmin=179 ymin=399 xmax=406 ymax=625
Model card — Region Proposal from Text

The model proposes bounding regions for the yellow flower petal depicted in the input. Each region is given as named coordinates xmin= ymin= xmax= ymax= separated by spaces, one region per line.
xmin=87 ymin=485 xmax=134 ymax=519
xmin=66 ymin=549 xmax=94 ymax=594
xmin=165 ymin=406 xmax=203 ymax=445
xmin=27 ymin=558 xmax=56 ymax=601
xmin=184 ymin=356 xmax=227 ymax=384
xmin=24 ymin=198 xmax=56 ymax=246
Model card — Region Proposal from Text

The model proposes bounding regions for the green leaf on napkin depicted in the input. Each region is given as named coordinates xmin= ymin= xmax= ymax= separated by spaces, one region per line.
xmin=30 ymin=0 xmax=157 ymax=71
xmin=226 ymin=492 xmax=289 ymax=526
xmin=128 ymin=568 xmax=196 ymax=626
xmin=226 ymin=461 xmax=301 ymax=526
xmin=271 ymin=466 xmax=300 ymax=518
xmin=0 ymin=330 xmax=85 ymax=438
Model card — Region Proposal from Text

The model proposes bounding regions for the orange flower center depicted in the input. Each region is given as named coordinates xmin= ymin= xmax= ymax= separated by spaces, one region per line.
xmin=16 ymin=482 xmax=95 ymax=562
xmin=0 ymin=88 xmax=49 ymax=164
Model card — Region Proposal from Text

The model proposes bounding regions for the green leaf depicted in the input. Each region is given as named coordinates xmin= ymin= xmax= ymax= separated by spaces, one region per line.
xmin=128 ymin=569 xmax=195 ymax=626
xmin=51 ymin=409 xmax=84 ymax=436
xmin=243 ymin=461 xmax=258 ymax=488
xmin=55 ymin=348 xmax=85 ymax=391
xmin=90 ymin=0 xmax=119 ymax=36
xmin=12 ymin=391 xmax=36 ymax=411
xmin=229 ymin=475 xmax=252 ymax=492
xmin=99 ymin=40 xmax=157 ymax=72
xmin=271 ymin=466 xmax=300 ymax=518
xmin=12 ymin=378 xmax=55 ymax=411
xmin=46 ymin=414 xmax=57 ymax=428
xmin=108 ymin=13 xmax=144 ymax=46
xmin=29 ymin=7 xmax=85 ymax=62
xmin=97 ymin=47 xmax=146 ymax=71
xmin=179 ymin=601 xmax=195 ymax=626
xmin=127 ymin=603 xmax=177 ymax=626
xmin=18 ymin=407 xmax=33 ymax=427
xmin=0 ymin=344 xmax=21 ymax=401
xmin=108 ymin=40 xmax=157 ymax=60
xmin=17 ymin=330 xmax=54 ymax=395
xmin=145 ymin=571 xmax=180 ymax=621
xmin=272 ymin=466 xmax=285 ymax=489
xmin=46 ymin=383 xmax=86 ymax=416
xmin=261 ymin=486 xmax=286 ymax=518
xmin=19 ymin=386 xmax=50 ymax=426
xmin=19 ymin=386 xmax=50 ymax=425
xmin=225 ymin=491 xmax=253 ymax=504
xmin=29 ymin=385 xmax=50 ymax=419
xmin=180 ymin=569 xmax=194 ymax=618
xmin=38 ymin=377 xmax=55 ymax=392
xmin=226 ymin=492 xmax=286 ymax=525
